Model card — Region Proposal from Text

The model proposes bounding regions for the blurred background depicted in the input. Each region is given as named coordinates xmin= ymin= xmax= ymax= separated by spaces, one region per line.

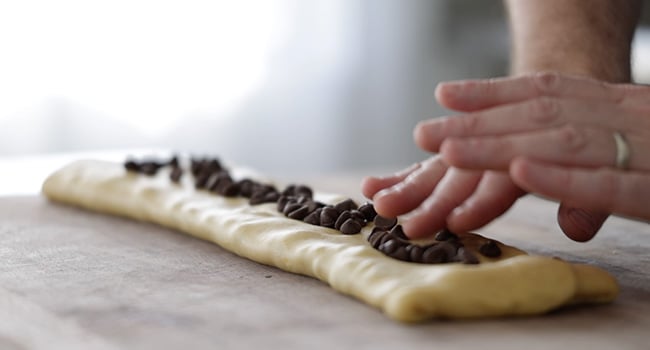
xmin=1 ymin=0 xmax=650 ymax=177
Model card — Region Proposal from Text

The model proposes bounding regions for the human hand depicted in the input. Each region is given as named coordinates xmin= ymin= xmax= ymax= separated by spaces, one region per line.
xmin=415 ymin=72 xmax=650 ymax=239
xmin=362 ymin=157 xmax=525 ymax=240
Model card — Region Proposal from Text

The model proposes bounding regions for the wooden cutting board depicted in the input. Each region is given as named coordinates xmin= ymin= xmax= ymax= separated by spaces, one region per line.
xmin=0 ymin=192 xmax=648 ymax=350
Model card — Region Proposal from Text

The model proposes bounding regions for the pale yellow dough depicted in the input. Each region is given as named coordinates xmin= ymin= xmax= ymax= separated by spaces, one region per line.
xmin=42 ymin=160 xmax=619 ymax=322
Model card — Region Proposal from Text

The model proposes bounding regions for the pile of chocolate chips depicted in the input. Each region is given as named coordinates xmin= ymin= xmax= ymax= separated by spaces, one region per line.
xmin=368 ymin=224 xmax=502 ymax=265
xmin=124 ymin=155 xmax=502 ymax=265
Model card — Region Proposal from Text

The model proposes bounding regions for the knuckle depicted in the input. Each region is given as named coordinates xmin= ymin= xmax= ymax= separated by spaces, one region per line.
xmin=556 ymin=125 xmax=588 ymax=152
xmin=528 ymin=96 xmax=560 ymax=123
xmin=459 ymin=114 xmax=481 ymax=134
xmin=531 ymin=71 xmax=562 ymax=96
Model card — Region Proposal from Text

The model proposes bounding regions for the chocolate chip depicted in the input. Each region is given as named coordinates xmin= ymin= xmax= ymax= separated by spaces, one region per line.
xmin=374 ymin=215 xmax=397 ymax=230
xmin=249 ymin=191 xmax=271 ymax=205
xmin=277 ymin=195 xmax=291 ymax=212
xmin=389 ymin=225 xmax=408 ymax=240
xmin=479 ymin=240 xmax=502 ymax=258
xmin=457 ymin=247 xmax=480 ymax=264
xmin=390 ymin=245 xmax=410 ymax=261
xmin=170 ymin=167 xmax=182 ymax=183
xmin=340 ymin=218 xmax=362 ymax=235
xmin=288 ymin=205 xmax=310 ymax=220
xmin=124 ymin=160 xmax=140 ymax=172
xmin=349 ymin=210 xmax=366 ymax=226
xmin=169 ymin=155 xmax=179 ymax=168
xmin=140 ymin=161 xmax=160 ymax=176
xmin=220 ymin=182 xmax=240 ymax=197
xmin=283 ymin=202 xmax=302 ymax=216
xmin=334 ymin=198 xmax=357 ymax=212
xmin=303 ymin=208 xmax=322 ymax=225
xmin=434 ymin=229 xmax=458 ymax=242
xmin=207 ymin=172 xmax=229 ymax=191
xmin=379 ymin=239 xmax=399 ymax=255
xmin=367 ymin=227 xmax=384 ymax=242
xmin=358 ymin=203 xmax=377 ymax=222
xmin=307 ymin=200 xmax=325 ymax=213
xmin=320 ymin=206 xmax=339 ymax=228
xmin=294 ymin=185 xmax=313 ymax=198
xmin=281 ymin=184 xmax=296 ymax=196
xmin=408 ymin=244 xmax=426 ymax=263
xmin=281 ymin=184 xmax=313 ymax=198
xmin=194 ymin=172 xmax=210 ymax=189
xmin=238 ymin=179 xmax=255 ymax=198
xmin=249 ymin=185 xmax=279 ymax=205
xmin=438 ymin=241 xmax=460 ymax=257
xmin=295 ymin=195 xmax=310 ymax=204
xmin=422 ymin=244 xmax=448 ymax=264
xmin=334 ymin=211 xmax=352 ymax=230
xmin=369 ymin=230 xmax=387 ymax=249
xmin=379 ymin=232 xmax=393 ymax=246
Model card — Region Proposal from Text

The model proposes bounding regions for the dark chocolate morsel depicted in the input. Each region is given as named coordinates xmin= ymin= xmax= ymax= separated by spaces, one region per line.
xmin=369 ymin=230 xmax=387 ymax=249
xmin=367 ymin=227 xmax=383 ymax=242
xmin=205 ymin=173 xmax=221 ymax=191
xmin=194 ymin=173 xmax=210 ymax=189
xmin=303 ymin=208 xmax=322 ymax=225
xmin=479 ymin=240 xmax=502 ymax=258
xmin=320 ymin=206 xmax=339 ymax=228
xmin=408 ymin=244 xmax=426 ymax=263
xmin=391 ymin=245 xmax=410 ymax=261
xmin=295 ymin=195 xmax=310 ymax=204
xmin=438 ymin=241 xmax=459 ymax=258
xmin=283 ymin=202 xmax=302 ymax=216
xmin=169 ymin=155 xmax=179 ymax=168
xmin=288 ymin=205 xmax=310 ymax=220
xmin=294 ymin=185 xmax=313 ymax=198
xmin=379 ymin=232 xmax=393 ymax=246
xmin=124 ymin=160 xmax=140 ymax=172
xmin=140 ymin=162 xmax=160 ymax=176
xmin=358 ymin=203 xmax=377 ymax=222
xmin=307 ymin=200 xmax=325 ymax=213
xmin=422 ymin=244 xmax=448 ymax=264
xmin=434 ymin=229 xmax=458 ymax=242
xmin=170 ymin=167 xmax=183 ymax=183
xmin=349 ymin=210 xmax=366 ymax=225
xmin=457 ymin=247 xmax=480 ymax=264
xmin=334 ymin=198 xmax=357 ymax=213
xmin=374 ymin=215 xmax=397 ymax=230
xmin=263 ymin=191 xmax=280 ymax=203
xmin=379 ymin=239 xmax=399 ymax=255
xmin=277 ymin=195 xmax=291 ymax=212
xmin=334 ymin=211 xmax=352 ymax=230
xmin=221 ymin=182 xmax=240 ymax=197
xmin=340 ymin=218 xmax=362 ymax=235
xmin=281 ymin=184 xmax=296 ymax=196
xmin=389 ymin=225 xmax=408 ymax=241
xmin=238 ymin=179 xmax=255 ymax=198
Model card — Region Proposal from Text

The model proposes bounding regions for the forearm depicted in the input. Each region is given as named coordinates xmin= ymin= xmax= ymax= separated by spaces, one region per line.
xmin=505 ymin=0 xmax=641 ymax=82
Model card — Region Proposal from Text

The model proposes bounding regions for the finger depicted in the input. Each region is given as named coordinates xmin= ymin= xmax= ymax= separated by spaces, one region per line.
xmin=446 ymin=172 xmax=525 ymax=232
xmin=510 ymin=157 xmax=650 ymax=221
xmin=361 ymin=162 xmax=422 ymax=199
xmin=556 ymin=204 xmax=609 ymax=242
xmin=442 ymin=126 xmax=650 ymax=172
xmin=371 ymin=157 xmax=447 ymax=218
xmin=415 ymin=96 xmax=637 ymax=153
xmin=435 ymin=72 xmax=626 ymax=112
xmin=402 ymin=168 xmax=482 ymax=239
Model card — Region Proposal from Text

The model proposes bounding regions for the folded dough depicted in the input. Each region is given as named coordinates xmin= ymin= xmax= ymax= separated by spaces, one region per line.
xmin=42 ymin=160 xmax=619 ymax=322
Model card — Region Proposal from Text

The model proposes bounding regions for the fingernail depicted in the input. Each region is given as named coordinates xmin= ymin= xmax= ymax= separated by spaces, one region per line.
xmin=565 ymin=208 xmax=604 ymax=242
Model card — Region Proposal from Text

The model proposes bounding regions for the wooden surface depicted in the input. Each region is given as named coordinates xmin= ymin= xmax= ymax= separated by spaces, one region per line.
xmin=0 ymin=181 xmax=649 ymax=349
